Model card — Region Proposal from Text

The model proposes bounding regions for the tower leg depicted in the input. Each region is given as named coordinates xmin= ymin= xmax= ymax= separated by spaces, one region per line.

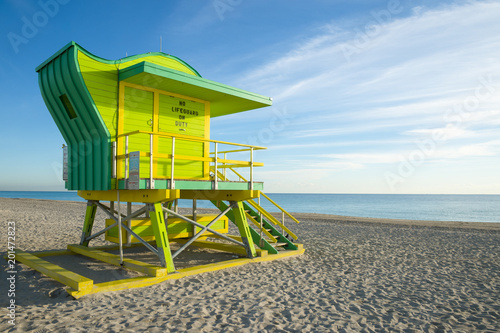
xmin=80 ymin=201 xmax=97 ymax=246
xmin=148 ymin=202 xmax=175 ymax=273
xmin=230 ymin=201 xmax=257 ymax=258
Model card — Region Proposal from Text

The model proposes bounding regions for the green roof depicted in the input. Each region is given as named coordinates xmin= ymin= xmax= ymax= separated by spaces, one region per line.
xmin=119 ymin=61 xmax=272 ymax=117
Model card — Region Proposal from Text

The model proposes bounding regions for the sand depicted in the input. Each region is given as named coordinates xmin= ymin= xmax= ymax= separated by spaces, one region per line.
xmin=1 ymin=197 xmax=499 ymax=332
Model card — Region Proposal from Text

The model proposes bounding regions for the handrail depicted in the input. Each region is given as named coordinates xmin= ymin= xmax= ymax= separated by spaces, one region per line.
xmin=245 ymin=200 xmax=298 ymax=240
xmin=244 ymin=212 xmax=277 ymax=242
xmin=210 ymin=148 xmax=254 ymax=154
xmin=216 ymin=167 xmax=300 ymax=223
xmin=228 ymin=167 xmax=246 ymax=181
xmin=117 ymin=130 xmax=267 ymax=150
xmin=114 ymin=130 xmax=265 ymax=191
xmin=260 ymin=192 xmax=301 ymax=225
xmin=212 ymin=166 xmax=300 ymax=240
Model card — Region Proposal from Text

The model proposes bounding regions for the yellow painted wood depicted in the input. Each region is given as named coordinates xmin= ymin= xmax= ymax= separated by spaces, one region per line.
xmin=260 ymin=192 xmax=301 ymax=224
xmin=209 ymin=234 xmax=243 ymax=242
xmin=104 ymin=214 xmax=228 ymax=244
xmin=124 ymin=86 xmax=155 ymax=179
xmin=77 ymin=50 xmax=199 ymax=140
xmin=153 ymin=91 xmax=160 ymax=179
xmin=158 ymin=93 xmax=206 ymax=136
xmin=116 ymin=81 xmax=211 ymax=182
xmin=203 ymin=102 xmax=210 ymax=178
xmin=28 ymin=249 xmax=73 ymax=257
xmin=116 ymin=82 xmax=126 ymax=182
xmin=294 ymin=243 xmax=304 ymax=251
xmin=68 ymin=276 xmax=164 ymax=298
xmin=157 ymin=89 xmax=207 ymax=179
xmin=118 ymin=130 xmax=265 ymax=150
xmin=15 ymin=250 xmax=93 ymax=292
xmin=105 ymin=218 xmax=156 ymax=244
xmin=67 ymin=246 xmax=304 ymax=298
xmin=67 ymin=244 xmax=167 ymax=277
xmin=216 ymin=161 xmax=264 ymax=167
xmin=77 ymin=51 xmax=118 ymax=138
xmin=156 ymin=154 xmax=212 ymax=163
xmin=149 ymin=202 xmax=175 ymax=272
xmin=77 ymin=189 xmax=180 ymax=202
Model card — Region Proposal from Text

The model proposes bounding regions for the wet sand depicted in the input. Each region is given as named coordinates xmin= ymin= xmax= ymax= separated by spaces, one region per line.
xmin=1 ymin=198 xmax=499 ymax=332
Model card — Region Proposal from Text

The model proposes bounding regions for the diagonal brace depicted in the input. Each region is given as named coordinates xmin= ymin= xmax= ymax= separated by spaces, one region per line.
xmin=86 ymin=201 xmax=146 ymax=236
xmin=119 ymin=222 xmax=159 ymax=256
xmin=84 ymin=221 xmax=118 ymax=243
xmin=162 ymin=207 xmax=245 ymax=247
xmin=171 ymin=202 xmax=236 ymax=259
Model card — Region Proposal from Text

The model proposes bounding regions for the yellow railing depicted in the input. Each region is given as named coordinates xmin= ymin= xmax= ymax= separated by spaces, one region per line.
xmin=214 ymin=167 xmax=300 ymax=240
xmin=112 ymin=130 xmax=266 ymax=190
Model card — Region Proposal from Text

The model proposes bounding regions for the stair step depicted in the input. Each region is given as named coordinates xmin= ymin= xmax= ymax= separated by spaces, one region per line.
xmin=274 ymin=242 xmax=288 ymax=247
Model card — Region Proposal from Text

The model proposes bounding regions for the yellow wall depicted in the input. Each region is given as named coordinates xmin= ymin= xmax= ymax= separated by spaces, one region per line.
xmin=77 ymin=51 xmax=210 ymax=182
xmin=117 ymin=82 xmax=210 ymax=180
xmin=77 ymin=50 xmax=199 ymax=138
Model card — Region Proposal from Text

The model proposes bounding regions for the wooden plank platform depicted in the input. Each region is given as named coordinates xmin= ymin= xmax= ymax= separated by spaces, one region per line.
xmin=15 ymin=249 xmax=93 ymax=292
xmin=15 ymin=243 xmax=304 ymax=299
xmin=67 ymin=246 xmax=305 ymax=298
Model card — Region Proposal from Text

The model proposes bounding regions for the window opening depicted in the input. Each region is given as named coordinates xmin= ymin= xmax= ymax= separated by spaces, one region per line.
xmin=60 ymin=94 xmax=77 ymax=119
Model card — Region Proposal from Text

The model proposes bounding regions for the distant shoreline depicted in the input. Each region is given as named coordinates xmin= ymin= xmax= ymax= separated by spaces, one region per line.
xmin=1 ymin=197 xmax=498 ymax=231
xmin=287 ymin=211 xmax=500 ymax=231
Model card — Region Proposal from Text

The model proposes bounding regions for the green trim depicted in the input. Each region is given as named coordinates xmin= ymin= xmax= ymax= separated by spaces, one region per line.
xmin=38 ymin=44 xmax=111 ymax=190
xmin=36 ymin=41 xmax=76 ymax=72
xmin=214 ymin=200 xmax=278 ymax=254
xmin=248 ymin=227 xmax=279 ymax=254
xmin=243 ymin=202 xmax=297 ymax=250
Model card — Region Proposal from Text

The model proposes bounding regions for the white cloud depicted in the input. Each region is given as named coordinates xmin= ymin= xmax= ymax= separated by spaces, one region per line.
xmin=438 ymin=140 xmax=500 ymax=159
xmin=233 ymin=1 xmax=500 ymax=193
xmin=239 ymin=1 xmax=500 ymax=127
xmin=320 ymin=152 xmax=403 ymax=165
xmin=403 ymin=124 xmax=473 ymax=140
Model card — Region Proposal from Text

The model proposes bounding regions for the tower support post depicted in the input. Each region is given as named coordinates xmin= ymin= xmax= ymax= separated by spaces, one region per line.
xmin=230 ymin=201 xmax=257 ymax=258
xmin=80 ymin=201 xmax=98 ymax=247
xmin=148 ymin=202 xmax=175 ymax=273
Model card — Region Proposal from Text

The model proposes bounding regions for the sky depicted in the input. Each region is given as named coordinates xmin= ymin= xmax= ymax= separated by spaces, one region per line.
xmin=0 ymin=0 xmax=499 ymax=194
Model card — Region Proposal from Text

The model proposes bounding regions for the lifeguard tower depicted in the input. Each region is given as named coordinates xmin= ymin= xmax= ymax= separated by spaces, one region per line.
xmin=15 ymin=42 xmax=303 ymax=298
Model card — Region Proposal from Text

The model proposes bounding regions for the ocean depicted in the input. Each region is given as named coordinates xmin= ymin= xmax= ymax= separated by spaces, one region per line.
xmin=0 ymin=191 xmax=498 ymax=223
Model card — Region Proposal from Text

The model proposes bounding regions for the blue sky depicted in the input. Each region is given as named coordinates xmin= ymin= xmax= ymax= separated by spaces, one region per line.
xmin=0 ymin=0 xmax=499 ymax=194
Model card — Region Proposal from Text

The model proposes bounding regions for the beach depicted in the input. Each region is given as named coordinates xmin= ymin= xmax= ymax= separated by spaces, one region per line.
xmin=1 ymin=198 xmax=499 ymax=332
